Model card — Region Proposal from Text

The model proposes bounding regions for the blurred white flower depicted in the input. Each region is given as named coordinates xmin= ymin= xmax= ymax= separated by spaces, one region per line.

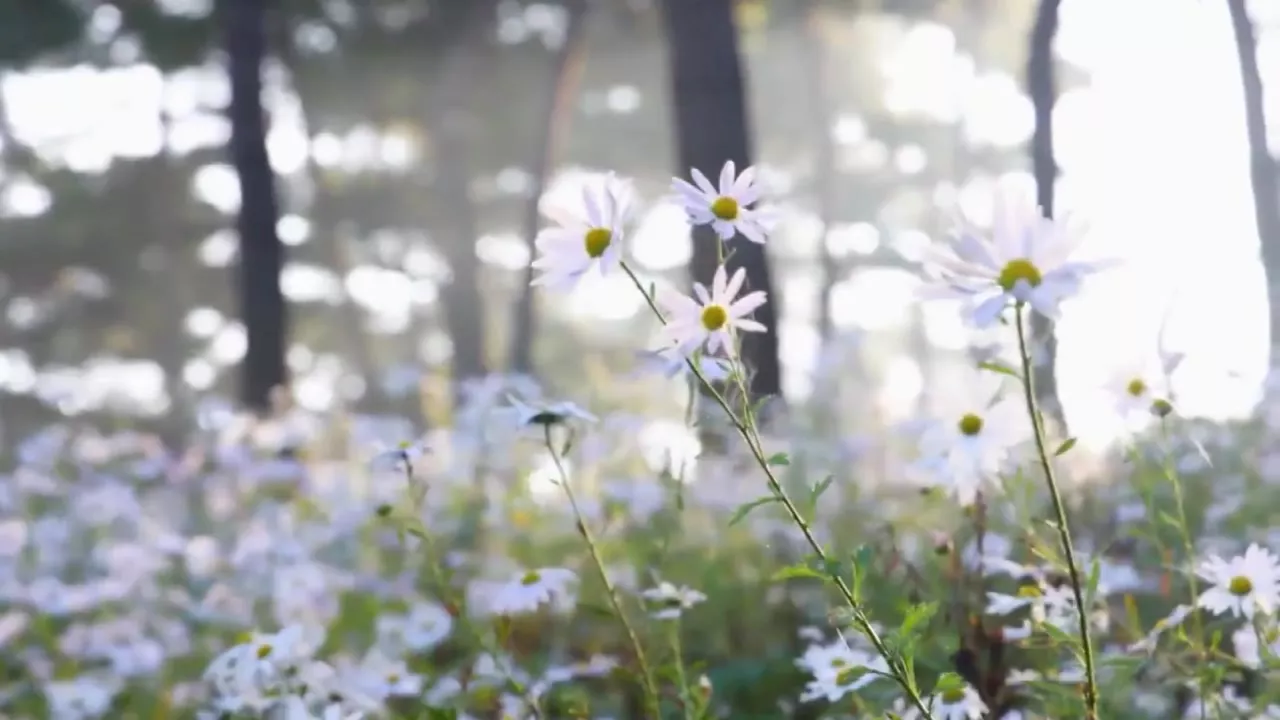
xmin=1197 ymin=544 xmax=1280 ymax=620
xmin=640 ymin=581 xmax=706 ymax=620
xmin=486 ymin=568 xmax=579 ymax=616
xmin=912 ymin=397 xmax=1024 ymax=506
xmin=917 ymin=181 xmax=1109 ymax=327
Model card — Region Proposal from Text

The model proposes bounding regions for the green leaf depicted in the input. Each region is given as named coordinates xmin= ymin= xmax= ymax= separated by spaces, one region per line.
xmin=1054 ymin=437 xmax=1078 ymax=456
xmin=766 ymin=452 xmax=790 ymax=467
xmin=835 ymin=665 xmax=876 ymax=687
xmin=932 ymin=671 xmax=966 ymax=695
xmin=424 ymin=708 xmax=459 ymax=720
xmin=771 ymin=563 xmax=824 ymax=582
xmin=728 ymin=495 xmax=781 ymax=526
xmin=977 ymin=360 xmax=1021 ymax=379
xmin=900 ymin=601 xmax=939 ymax=638
xmin=809 ymin=475 xmax=835 ymax=507
xmin=1086 ymin=557 xmax=1102 ymax=603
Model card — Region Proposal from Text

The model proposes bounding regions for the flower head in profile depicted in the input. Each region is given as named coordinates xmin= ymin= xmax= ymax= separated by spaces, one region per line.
xmin=640 ymin=581 xmax=707 ymax=620
xmin=657 ymin=265 xmax=768 ymax=357
xmin=507 ymin=397 xmax=597 ymax=427
xmin=532 ymin=172 xmax=633 ymax=290
xmin=671 ymin=161 xmax=772 ymax=243
xmin=917 ymin=181 xmax=1109 ymax=327
xmin=1196 ymin=543 xmax=1280 ymax=620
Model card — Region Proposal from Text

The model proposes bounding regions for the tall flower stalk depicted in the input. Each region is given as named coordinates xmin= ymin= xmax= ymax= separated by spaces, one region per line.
xmin=1014 ymin=304 xmax=1099 ymax=718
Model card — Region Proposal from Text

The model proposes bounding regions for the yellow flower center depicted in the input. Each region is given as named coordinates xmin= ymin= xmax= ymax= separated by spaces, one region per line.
xmin=521 ymin=571 xmax=542 ymax=586
xmin=256 ymin=643 xmax=273 ymax=659
xmin=1126 ymin=378 xmax=1147 ymax=397
xmin=829 ymin=657 xmax=848 ymax=669
xmin=941 ymin=687 xmax=966 ymax=703
xmin=1229 ymin=575 xmax=1253 ymax=596
xmin=957 ymin=413 xmax=984 ymax=437
xmin=1017 ymin=583 xmax=1042 ymax=598
xmin=996 ymin=258 xmax=1043 ymax=292
xmin=1151 ymin=398 xmax=1173 ymax=418
xmin=701 ymin=304 xmax=728 ymax=331
xmin=710 ymin=196 xmax=739 ymax=221
xmin=583 ymin=227 xmax=612 ymax=259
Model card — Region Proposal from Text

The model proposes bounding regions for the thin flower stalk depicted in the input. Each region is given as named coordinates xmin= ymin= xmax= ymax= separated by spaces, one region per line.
xmin=1013 ymin=303 xmax=1099 ymax=718
xmin=621 ymin=261 xmax=935 ymax=719
xmin=541 ymin=425 xmax=662 ymax=717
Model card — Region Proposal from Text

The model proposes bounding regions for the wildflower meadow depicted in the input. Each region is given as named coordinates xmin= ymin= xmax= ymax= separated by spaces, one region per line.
xmin=5 ymin=156 xmax=1280 ymax=720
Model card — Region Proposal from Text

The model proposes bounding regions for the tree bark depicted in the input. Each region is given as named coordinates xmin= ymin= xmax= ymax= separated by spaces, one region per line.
xmin=510 ymin=0 xmax=590 ymax=376
xmin=223 ymin=0 xmax=287 ymax=413
xmin=660 ymin=0 xmax=782 ymax=402
xmin=1027 ymin=0 xmax=1063 ymax=424
xmin=1227 ymin=0 xmax=1280 ymax=354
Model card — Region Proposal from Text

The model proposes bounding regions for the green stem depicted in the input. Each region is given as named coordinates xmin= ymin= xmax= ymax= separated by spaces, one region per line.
xmin=620 ymin=261 xmax=935 ymax=719
xmin=542 ymin=425 xmax=662 ymax=717
xmin=1013 ymin=303 xmax=1099 ymax=718
xmin=670 ymin=622 xmax=696 ymax=720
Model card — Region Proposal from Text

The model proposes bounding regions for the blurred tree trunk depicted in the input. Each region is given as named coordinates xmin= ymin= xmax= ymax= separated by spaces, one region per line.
xmin=660 ymin=0 xmax=783 ymax=403
xmin=223 ymin=0 xmax=287 ymax=412
xmin=1227 ymin=0 xmax=1280 ymax=354
xmin=425 ymin=0 xmax=496 ymax=396
xmin=510 ymin=0 xmax=589 ymax=376
xmin=1027 ymin=0 xmax=1063 ymax=424
xmin=803 ymin=0 xmax=837 ymax=341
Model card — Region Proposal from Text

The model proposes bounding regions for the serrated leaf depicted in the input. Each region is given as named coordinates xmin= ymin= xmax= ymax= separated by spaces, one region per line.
xmin=1054 ymin=437 xmax=1078 ymax=456
xmin=900 ymin=601 xmax=939 ymax=638
xmin=728 ymin=495 xmax=781 ymax=526
xmin=771 ymin=564 xmax=824 ymax=582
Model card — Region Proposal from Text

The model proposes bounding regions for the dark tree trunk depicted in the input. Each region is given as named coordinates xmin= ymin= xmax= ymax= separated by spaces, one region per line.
xmin=510 ymin=0 xmax=589 ymax=376
xmin=1227 ymin=0 xmax=1280 ymax=354
xmin=660 ymin=0 xmax=782 ymax=402
xmin=425 ymin=0 xmax=497 ymax=394
xmin=1027 ymin=0 xmax=1063 ymax=423
xmin=223 ymin=0 xmax=287 ymax=412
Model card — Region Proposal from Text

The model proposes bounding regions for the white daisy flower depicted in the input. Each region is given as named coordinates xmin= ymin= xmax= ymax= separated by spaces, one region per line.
xmin=1196 ymin=543 xmax=1280 ymax=620
xmin=1101 ymin=347 xmax=1184 ymax=429
xmin=671 ymin=161 xmax=772 ymax=243
xmin=657 ymin=265 xmax=768 ymax=357
xmin=487 ymin=568 xmax=579 ymax=616
xmin=794 ymin=638 xmax=888 ymax=703
xmin=640 ymin=581 xmax=707 ymax=620
xmin=531 ymin=172 xmax=633 ymax=290
xmin=912 ymin=398 xmax=1024 ymax=506
xmin=917 ymin=181 xmax=1110 ymax=327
